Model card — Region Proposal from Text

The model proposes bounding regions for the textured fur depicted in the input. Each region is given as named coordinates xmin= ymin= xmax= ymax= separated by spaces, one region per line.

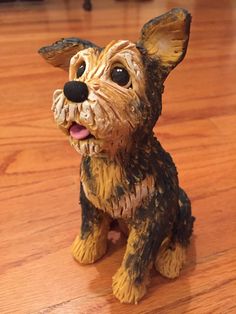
xmin=39 ymin=8 xmax=195 ymax=304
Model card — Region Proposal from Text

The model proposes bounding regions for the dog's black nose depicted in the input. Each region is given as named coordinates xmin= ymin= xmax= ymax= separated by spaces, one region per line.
xmin=63 ymin=81 xmax=89 ymax=103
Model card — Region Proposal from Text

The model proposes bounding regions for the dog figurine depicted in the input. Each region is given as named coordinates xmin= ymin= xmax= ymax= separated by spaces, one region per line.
xmin=39 ymin=8 xmax=195 ymax=304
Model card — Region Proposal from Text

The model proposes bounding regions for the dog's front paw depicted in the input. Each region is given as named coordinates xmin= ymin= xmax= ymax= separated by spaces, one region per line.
xmin=112 ymin=266 xmax=149 ymax=304
xmin=71 ymin=234 xmax=107 ymax=264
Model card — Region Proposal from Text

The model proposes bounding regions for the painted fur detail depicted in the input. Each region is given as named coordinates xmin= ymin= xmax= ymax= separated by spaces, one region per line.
xmin=39 ymin=8 xmax=195 ymax=304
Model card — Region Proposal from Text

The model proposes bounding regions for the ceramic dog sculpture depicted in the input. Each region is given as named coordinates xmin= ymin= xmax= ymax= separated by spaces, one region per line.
xmin=39 ymin=8 xmax=195 ymax=304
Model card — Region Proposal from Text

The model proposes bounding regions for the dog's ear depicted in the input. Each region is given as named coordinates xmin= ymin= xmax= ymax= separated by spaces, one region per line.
xmin=38 ymin=37 xmax=99 ymax=71
xmin=139 ymin=8 xmax=191 ymax=73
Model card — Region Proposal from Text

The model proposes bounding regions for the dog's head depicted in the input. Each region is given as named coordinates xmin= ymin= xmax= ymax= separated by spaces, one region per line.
xmin=39 ymin=8 xmax=191 ymax=157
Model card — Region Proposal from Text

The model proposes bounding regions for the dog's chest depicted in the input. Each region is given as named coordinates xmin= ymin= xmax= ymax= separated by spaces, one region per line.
xmin=80 ymin=156 xmax=155 ymax=218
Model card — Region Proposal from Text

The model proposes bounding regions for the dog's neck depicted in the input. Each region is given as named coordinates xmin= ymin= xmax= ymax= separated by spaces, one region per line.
xmin=79 ymin=133 xmax=171 ymax=218
xmin=80 ymin=133 xmax=158 ymax=189
xmin=86 ymin=131 xmax=155 ymax=165
xmin=80 ymin=134 xmax=157 ymax=216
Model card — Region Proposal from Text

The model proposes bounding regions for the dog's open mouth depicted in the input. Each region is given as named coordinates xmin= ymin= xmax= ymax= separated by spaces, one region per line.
xmin=69 ymin=122 xmax=94 ymax=140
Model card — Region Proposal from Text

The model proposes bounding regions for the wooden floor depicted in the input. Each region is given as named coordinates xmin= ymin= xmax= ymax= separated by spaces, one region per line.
xmin=0 ymin=0 xmax=236 ymax=313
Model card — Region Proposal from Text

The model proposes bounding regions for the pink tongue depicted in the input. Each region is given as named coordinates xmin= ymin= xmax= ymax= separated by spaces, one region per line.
xmin=69 ymin=123 xmax=90 ymax=140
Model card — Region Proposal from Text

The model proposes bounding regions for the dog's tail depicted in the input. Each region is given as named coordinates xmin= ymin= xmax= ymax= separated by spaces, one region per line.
xmin=173 ymin=188 xmax=195 ymax=246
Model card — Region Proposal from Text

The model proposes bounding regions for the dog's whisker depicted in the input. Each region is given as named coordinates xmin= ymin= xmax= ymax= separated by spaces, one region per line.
xmin=76 ymin=102 xmax=82 ymax=114
xmin=68 ymin=102 xmax=77 ymax=121
xmin=79 ymin=101 xmax=94 ymax=126
xmin=53 ymin=89 xmax=62 ymax=101
xmin=53 ymin=94 xmax=65 ymax=119
xmin=52 ymin=90 xmax=63 ymax=112
xmin=57 ymin=107 xmax=66 ymax=125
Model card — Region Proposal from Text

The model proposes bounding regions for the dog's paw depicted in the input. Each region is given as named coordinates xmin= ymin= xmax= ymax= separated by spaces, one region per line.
xmin=112 ymin=266 xmax=149 ymax=304
xmin=71 ymin=234 xmax=107 ymax=264
xmin=155 ymin=242 xmax=186 ymax=279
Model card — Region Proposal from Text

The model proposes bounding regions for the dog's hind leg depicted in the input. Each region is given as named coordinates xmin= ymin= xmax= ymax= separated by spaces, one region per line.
xmin=155 ymin=237 xmax=187 ymax=279
xmin=155 ymin=188 xmax=195 ymax=278
xmin=71 ymin=184 xmax=111 ymax=264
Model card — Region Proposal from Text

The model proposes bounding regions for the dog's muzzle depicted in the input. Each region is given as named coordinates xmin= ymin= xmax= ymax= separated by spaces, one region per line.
xmin=62 ymin=81 xmax=92 ymax=140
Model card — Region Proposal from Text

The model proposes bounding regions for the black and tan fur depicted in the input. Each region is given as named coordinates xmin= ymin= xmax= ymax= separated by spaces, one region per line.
xmin=39 ymin=8 xmax=195 ymax=304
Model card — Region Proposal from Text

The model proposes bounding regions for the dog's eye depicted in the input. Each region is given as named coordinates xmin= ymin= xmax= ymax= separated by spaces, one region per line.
xmin=111 ymin=67 xmax=130 ymax=87
xmin=76 ymin=62 xmax=86 ymax=78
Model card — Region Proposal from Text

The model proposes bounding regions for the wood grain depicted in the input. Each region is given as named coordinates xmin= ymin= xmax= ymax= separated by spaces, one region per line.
xmin=0 ymin=0 xmax=236 ymax=313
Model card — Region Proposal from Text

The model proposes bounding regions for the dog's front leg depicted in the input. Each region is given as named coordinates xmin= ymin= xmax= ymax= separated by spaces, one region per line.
xmin=71 ymin=184 xmax=111 ymax=264
xmin=112 ymin=198 xmax=171 ymax=304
